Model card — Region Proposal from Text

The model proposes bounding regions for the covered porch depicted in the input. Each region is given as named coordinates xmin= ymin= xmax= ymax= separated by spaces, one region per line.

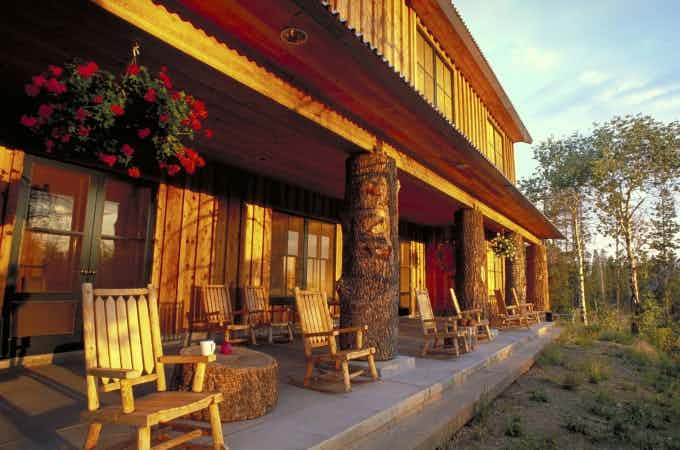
xmin=0 ymin=319 xmax=557 ymax=450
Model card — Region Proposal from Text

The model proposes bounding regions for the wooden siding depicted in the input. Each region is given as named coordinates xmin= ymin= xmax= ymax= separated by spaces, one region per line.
xmin=327 ymin=0 xmax=517 ymax=182
xmin=0 ymin=147 xmax=24 ymax=314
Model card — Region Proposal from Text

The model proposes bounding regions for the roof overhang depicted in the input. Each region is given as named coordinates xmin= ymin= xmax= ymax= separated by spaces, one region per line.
xmin=173 ymin=0 xmax=560 ymax=239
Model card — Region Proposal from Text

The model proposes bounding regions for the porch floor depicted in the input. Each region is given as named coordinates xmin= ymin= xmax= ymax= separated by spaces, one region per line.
xmin=0 ymin=319 xmax=558 ymax=450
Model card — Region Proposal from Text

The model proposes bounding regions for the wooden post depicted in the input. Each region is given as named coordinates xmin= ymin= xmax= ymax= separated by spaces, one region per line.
xmin=526 ymin=242 xmax=550 ymax=311
xmin=505 ymin=232 xmax=527 ymax=303
xmin=338 ymin=148 xmax=399 ymax=361
xmin=454 ymin=208 xmax=486 ymax=310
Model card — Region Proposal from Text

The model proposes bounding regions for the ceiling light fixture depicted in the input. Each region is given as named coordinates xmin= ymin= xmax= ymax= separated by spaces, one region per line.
xmin=280 ymin=27 xmax=308 ymax=46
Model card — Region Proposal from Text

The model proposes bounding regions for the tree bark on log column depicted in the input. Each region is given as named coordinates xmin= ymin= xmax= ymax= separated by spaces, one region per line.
xmin=526 ymin=242 xmax=550 ymax=311
xmin=337 ymin=148 xmax=399 ymax=361
xmin=454 ymin=208 xmax=486 ymax=310
xmin=506 ymin=232 xmax=527 ymax=303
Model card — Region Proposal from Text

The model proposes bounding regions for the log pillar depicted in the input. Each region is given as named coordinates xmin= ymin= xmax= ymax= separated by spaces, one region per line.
xmin=505 ymin=232 xmax=527 ymax=303
xmin=454 ymin=208 xmax=486 ymax=310
xmin=526 ymin=242 xmax=550 ymax=310
xmin=337 ymin=148 xmax=399 ymax=361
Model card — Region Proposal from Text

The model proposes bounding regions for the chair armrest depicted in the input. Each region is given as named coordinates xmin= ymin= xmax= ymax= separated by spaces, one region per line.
xmin=158 ymin=354 xmax=216 ymax=364
xmin=247 ymin=309 xmax=267 ymax=314
xmin=232 ymin=309 xmax=246 ymax=316
xmin=270 ymin=306 xmax=290 ymax=313
xmin=506 ymin=305 xmax=519 ymax=311
xmin=205 ymin=311 xmax=222 ymax=317
xmin=87 ymin=367 xmax=140 ymax=379
xmin=461 ymin=308 xmax=483 ymax=315
xmin=334 ymin=326 xmax=368 ymax=335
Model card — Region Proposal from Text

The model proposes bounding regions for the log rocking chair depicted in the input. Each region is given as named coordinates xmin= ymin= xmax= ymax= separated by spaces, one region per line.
xmin=449 ymin=288 xmax=493 ymax=341
xmin=294 ymin=288 xmax=379 ymax=392
xmin=511 ymin=287 xmax=543 ymax=324
xmin=191 ymin=284 xmax=254 ymax=345
xmin=493 ymin=289 xmax=530 ymax=329
xmin=244 ymin=286 xmax=294 ymax=344
xmin=80 ymin=283 xmax=225 ymax=450
xmin=415 ymin=289 xmax=470 ymax=357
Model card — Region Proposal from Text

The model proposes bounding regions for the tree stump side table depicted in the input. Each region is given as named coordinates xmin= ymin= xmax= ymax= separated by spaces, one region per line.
xmin=179 ymin=345 xmax=278 ymax=422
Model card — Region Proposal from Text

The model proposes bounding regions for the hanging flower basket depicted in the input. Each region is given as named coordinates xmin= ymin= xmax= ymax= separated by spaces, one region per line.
xmin=19 ymin=60 xmax=213 ymax=178
xmin=490 ymin=233 xmax=516 ymax=260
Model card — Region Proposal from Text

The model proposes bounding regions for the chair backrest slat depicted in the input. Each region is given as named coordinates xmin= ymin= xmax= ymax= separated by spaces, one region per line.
xmin=449 ymin=288 xmax=462 ymax=317
xmin=201 ymin=285 xmax=232 ymax=324
xmin=83 ymin=284 xmax=164 ymax=398
xmin=415 ymin=289 xmax=436 ymax=333
xmin=295 ymin=288 xmax=332 ymax=347
xmin=494 ymin=289 xmax=509 ymax=316
xmin=244 ymin=286 xmax=270 ymax=325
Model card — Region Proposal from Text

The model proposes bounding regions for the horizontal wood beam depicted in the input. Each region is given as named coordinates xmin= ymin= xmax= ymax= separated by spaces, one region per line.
xmin=90 ymin=0 xmax=539 ymax=244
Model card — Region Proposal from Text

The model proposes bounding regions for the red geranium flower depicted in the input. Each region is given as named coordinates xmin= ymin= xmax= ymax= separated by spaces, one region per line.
xmin=48 ymin=65 xmax=63 ymax=77
xmin=167 ymin=164 xmax=181 ymax=176
xmin=143 ymin=88 xmax=156 ymax=103
xmin=93 ymin=95 xmax=103 ymax=104
xmin=25 ymin=84 xmax=40 ymax=97
xmin=38 ymin=104 xmax=54 ymax=119
xmin=32 ymin=75 xmax=46 ymax=87
xmin=159 ymin=113 xmax=170 ymax=123
xmin=121 ymin=144 xmax=134 ymax=157
xmin=45 ymin=139 xmax=54 ymax=152
xmin=20 ymin=115 xmax=38 ymax=128
xmin=110 ymin=104 xmax=124 ymax=116
xmin=127 ymin=167 xmax=141 ymax=178
xmin=77 ymin=61 xmax=99 ymax=78
xmin=126 ymin=64 xmax=140 ymax=76
xmin=191 ymin=119 xmax=202 ymax=131
xmin=137 ymin=128 xmax=151 ymax=139
xmin=75 ymin=107 xmax=89 ymax=121
xmin=204 ymin=128 xmax=213 ymax=139
xmin=159 ymin=71 xmax=172 ymax=90
xmin=171 ymin=91 xmax=181 ymax=101
xmin=45 ymin=78 xmax=67 ymax=94
xmin=99 ymin=153 xmax=117 ymax=167
xmin=78 ymin=125 xmax=91 ymax=137
xmin=61 ymin=134 xmax=71 ymax=143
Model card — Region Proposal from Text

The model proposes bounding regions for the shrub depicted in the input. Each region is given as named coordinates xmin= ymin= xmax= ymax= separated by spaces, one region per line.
xmin=505 ymin=415 xmax=524 ymax=437
xmin=529 ymin=389 xmax=549 ymax=403
xmin=598 ymin=329 xmax=635 ymax=345
xmin=564 ymin=415 xmax=588 ymax=435
xmin=587 ymin=358 xmax=610 ymax=384
xmin=537 ymin=344 xmax=565 ymax=367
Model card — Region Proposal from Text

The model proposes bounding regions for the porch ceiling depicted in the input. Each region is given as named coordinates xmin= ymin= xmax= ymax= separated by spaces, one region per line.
xmin=0 ymin=0 xmax=456 ymax=227
xmin=172 ymin=0 xmax=562 ymax=240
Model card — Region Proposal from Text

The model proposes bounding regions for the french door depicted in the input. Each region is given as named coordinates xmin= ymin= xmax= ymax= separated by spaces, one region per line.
xmin=2 ymin=156 xmax=154 ymax=357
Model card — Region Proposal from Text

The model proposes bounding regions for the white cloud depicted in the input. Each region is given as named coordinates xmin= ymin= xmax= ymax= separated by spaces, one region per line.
xmin=578 ymin=70 xmax=609 ymax=85
xmin=648 ymin=95 xmax=680 ymax=111
xmin=519 ymin=46 xmax=559 ymax=72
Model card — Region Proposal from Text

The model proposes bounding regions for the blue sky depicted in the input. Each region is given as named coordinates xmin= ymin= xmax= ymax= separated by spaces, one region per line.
xmin=455 ymin=0 xmax=680 ymax=181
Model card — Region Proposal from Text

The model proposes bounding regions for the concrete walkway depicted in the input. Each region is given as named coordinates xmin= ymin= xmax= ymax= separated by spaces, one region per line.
xmin=0 ymin=321 xmax=558 ymax=449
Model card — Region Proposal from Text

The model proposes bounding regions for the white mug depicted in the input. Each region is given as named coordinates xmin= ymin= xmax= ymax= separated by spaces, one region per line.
xmin=200 ymin=340 xmax=216 ymax=356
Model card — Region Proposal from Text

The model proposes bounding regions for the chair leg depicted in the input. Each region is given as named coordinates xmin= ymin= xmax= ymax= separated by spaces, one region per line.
xmin=224 ymin=329 xmax=230 ymax=343
xmin=341 ymin=360 xmax=351 ymax=392
xmin=209 ymin=402 xmax=226 ymax=450
xmin=485 ymin=324 xmax=493 ymax=341
xmin=250 ymin=327 xmax=257 ymax=345
xmin=287 ymin=323 xmax=294 ymax=342
xmin=453 ymin=335 xmax=459 ymax=357
xmin=304 ymin=360 xmax=314 ymax=386
xmin=137 ymin=426 xmax=151 ymax=450
xmin=83 ymin=422 xmax=101 ymax=450
xmin=367 ymin=354 xmax=379 ymax=380
xmin=268 ymin=326 xmax=273 ymax=344
xmin=421 ymin=339 xmax=430 ymax=357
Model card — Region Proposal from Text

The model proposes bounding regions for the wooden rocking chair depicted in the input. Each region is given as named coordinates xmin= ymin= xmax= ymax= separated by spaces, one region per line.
xmin=511 ymin=287 xmax=543 ymax=324
xmin=80 ymin=283 xmax=225 ymax=450
xmin=415 ymin=289 xmax=469 ymax=357
xmin=449 ymin=288 xmax=493 ymax=341
xmin=195 ymin=285 xmax=254 ymax=345
xmin=244 ymin=286 xmax=293 ymax=344
xmin=493 ymin=289 xmax=530 ymax=329
xmin=294 ymin=288 xmax=378 ymax=392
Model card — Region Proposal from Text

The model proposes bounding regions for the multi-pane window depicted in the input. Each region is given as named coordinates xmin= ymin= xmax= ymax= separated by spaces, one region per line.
xmin=486 ymin=121 xmax=505 ymax=172
xmin=486 ymin=247 xmax=505 ymax=298
xmin=270 ymin=211 xmax=336 ymax=298
xmin=416 ymin=31 xmax=454 ymax=122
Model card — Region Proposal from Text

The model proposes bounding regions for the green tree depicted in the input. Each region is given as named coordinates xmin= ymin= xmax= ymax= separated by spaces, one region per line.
xmin=521 ymin=133 xmax=593 ymax=324
xmin=649 ymin=187 xmax=679 ymax=323
xmin=590 ymin=115 xmax=674 ymax=333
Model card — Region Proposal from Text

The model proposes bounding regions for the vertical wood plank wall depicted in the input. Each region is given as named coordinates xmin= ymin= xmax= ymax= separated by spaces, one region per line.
xmin=326 ymin=0 xmax=517 ymax=183
xmin=0 ymin=147 xmax=24 ymax=314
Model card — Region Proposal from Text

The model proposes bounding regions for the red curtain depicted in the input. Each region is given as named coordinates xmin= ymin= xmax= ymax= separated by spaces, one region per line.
xmin=425 ymin=240 xmax=455 ymax=314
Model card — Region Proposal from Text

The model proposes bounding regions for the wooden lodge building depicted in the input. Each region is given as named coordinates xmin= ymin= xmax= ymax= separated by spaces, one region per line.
xmin=0 ymin=0 xmax=561 ymax=359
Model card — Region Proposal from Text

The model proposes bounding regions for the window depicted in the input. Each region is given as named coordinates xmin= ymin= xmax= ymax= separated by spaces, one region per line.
xmin=486 ymin=121 xmax=505 ymax=172
xmin=487 ymin=247 xmax=505 ymax=298
xmin=416 ymin=31 xmax=454 ymax=122
xmin=270 ymin=211 xmax=336 ymax=298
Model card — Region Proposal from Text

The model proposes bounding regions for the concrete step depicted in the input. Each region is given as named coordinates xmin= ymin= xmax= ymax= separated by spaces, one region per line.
xmin=311 ymin=323 xmax=559 ymax=450
xmin=350 ymin=325 xmax=561 ymax=450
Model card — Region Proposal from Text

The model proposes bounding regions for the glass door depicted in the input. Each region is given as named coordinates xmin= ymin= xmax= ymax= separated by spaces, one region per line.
xmin=2 ymin=157 xmax=154 ymax=357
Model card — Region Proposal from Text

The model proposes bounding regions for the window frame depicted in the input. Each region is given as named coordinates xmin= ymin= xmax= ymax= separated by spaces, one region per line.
xmin=416 ymin=29 xmax=455 ymax=122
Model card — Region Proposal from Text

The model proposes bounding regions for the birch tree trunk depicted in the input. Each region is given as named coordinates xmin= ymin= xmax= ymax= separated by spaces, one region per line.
xmin=572 ymin=204 xmax=588 ymax=325
xmin=623 ymin=223 xmax=641 ymax=334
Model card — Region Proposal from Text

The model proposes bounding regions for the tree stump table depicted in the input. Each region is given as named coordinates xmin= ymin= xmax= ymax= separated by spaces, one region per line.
xmin=179 ymin=345 xmax=278 ymax=422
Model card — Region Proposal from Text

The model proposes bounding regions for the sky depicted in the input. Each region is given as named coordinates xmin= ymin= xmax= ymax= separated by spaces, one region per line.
xmin=455 ymin=0 xmax=680 ymax=182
